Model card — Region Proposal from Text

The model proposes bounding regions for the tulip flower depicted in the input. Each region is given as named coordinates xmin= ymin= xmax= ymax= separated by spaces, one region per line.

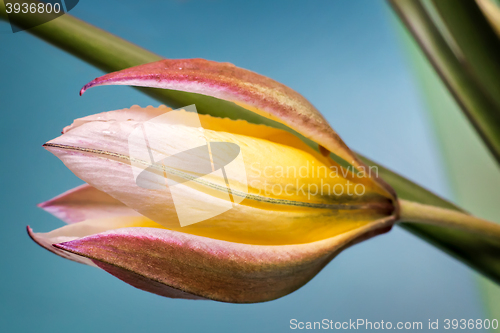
xmin=29 ymin=59 xmax=500 ymax=303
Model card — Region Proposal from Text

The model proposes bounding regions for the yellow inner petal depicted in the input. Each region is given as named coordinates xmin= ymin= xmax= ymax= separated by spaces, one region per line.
xmin=42 ymin=209 xmax=390 ymax=246
xmin=47 ymin=108 xmax=395 ymax=245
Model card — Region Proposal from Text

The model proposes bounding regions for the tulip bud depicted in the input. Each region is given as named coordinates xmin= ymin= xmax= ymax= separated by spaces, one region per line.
xmin=30 ymin=59 xmax=398 ymax=303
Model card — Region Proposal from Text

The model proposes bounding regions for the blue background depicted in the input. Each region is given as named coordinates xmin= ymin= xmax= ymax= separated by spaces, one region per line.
xmin=0 ymin=0 xmax=486 ymax=332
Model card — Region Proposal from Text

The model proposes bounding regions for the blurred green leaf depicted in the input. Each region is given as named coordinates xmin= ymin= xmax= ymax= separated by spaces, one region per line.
xmin=389 ymin=0 xmax=500 ymax=166
xmin=4 ymin=3 xmax=500 ymax=283
xmin=392 ymin=5 xmax=500 ymax=325
xmin=477 ymin=0 xmax=500 ymax=38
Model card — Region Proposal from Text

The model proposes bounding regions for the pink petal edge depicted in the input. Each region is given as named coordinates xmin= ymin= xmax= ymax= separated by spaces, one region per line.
xmin=38 ymin=184 xmax=139 ymax=224
xmin=51 ymin=217 xmax=394 ymax=303
xmin=80 ymin=60 xmax=357 ymax=171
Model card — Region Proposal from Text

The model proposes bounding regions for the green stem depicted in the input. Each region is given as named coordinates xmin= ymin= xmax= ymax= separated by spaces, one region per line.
xmin=399 ymin=199 xmax=500 ymax=242
xmin=1 ymin=2 xmax=162 ymax=71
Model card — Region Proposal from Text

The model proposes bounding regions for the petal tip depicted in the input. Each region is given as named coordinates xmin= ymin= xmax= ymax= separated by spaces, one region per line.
xmin=52 ymin=242 xmax=70 ymax=251
xmin=80 ymin=77 xmax=102 ymax=96
xmin=79 ymin=85 xmax=87 ymax=96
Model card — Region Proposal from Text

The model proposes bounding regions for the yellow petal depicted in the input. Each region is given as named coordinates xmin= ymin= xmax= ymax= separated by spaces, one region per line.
xmin=44 ymin=106 xmax=395 ymax=245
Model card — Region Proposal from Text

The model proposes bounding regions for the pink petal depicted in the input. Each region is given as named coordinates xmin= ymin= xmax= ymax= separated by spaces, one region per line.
xmin=29 ymin=219 xmax=205 ymax=300
xmin=54 ymin=217 xmax=394 ymax=303
xmin=38 ymin=184 xmax=139 ymax=224
xmin=28 ymin=215 xmax=166 ymax=267
xmin=79 ymin=59 xmax=364 ymax=176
